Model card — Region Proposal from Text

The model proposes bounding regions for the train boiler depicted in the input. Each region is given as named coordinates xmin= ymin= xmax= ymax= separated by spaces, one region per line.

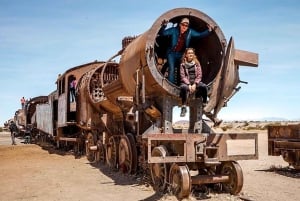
xmin=82 ymin=8 xmax=259 ymax=198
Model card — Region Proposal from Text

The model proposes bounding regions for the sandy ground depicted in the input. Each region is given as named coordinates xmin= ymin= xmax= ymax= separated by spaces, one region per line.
xmin=0 ymin=130 xmax=299 ymax=201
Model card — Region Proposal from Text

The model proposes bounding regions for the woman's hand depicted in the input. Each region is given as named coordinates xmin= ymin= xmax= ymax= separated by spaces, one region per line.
xmin=190 ymin=84 xmax=196 ymax=93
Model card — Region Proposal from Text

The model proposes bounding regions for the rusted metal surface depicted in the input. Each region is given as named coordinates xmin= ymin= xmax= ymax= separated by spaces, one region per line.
xmin=57 ymin=137 xmax=80 ymax=142
xmin=234 ymin=49 xmax=259 ymax=67
xmin=169 ymin=164 xmax=191 ymax=198
xmin=268 ymin=124 xmax=300 ymax=139
xmin=145 ymin=133 xmax=258 ymax=163
xmin=14 ymin=96 xmax=48 ymax=129
xmin=204 ymin=38 xmax=258 ymax=120
xmin=25 ymin=96 xmax=49 ymax=124
xmin=76 ymin=61 xmax=123 ymax=127
xmin=36 ymin=104 xmax=53 ymax=135
xmin=268 ymin=124 xmax=300 ymax=154
xmin=57 ymin=94 xmax=67 ymax=127
xmin=14 ymin=109 xmax=26 ymax=133
xmin=191 ymin=174 xmax=229 ymax=185
xmin=268 ymin=124 xmax=300 ymax=169
xmin=35 ymin=92 xmax=57 ymax=136
xmin=56 ymin=61 xmax=103 ymax=127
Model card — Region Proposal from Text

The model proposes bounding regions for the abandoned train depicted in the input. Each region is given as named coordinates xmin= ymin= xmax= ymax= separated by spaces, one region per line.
xmin=17 ymin=8 xmax=259 ymax=198
xmin=268 ymin=124 xmax=300 ymax=169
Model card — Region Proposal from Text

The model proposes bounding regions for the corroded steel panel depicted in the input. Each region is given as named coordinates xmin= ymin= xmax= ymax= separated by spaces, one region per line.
xmin=144 ymin=133 xmax=258 ymax=163
xmin=268 ymin=124 xmax=300 ymax=139
xmin=208 ymin=133 xmax=258 ymax=161
xmin=268 ymin=124 xmax=300 ymax=169
xmin=57 ymin=94 xmax=67 ymax=127
xmin=36 ymin=104 xmax=53 ymax=135
xmin=268 ymin=124 xmax=300 ymax=155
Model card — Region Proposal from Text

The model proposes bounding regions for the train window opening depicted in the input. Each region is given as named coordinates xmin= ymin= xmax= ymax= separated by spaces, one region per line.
xmin=172 ymin=106 xmax=189 ymax=129
xmin=67 ymin=75 xmax=77 ymax=122
xmin=150 ymin=140 xmax=186 ymax=156
xmin=68 ymin=75 xmax=76 ymax=103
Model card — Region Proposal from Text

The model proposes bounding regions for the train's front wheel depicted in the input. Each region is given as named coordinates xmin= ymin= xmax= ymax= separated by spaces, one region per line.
xmin=150 ymin=145 xmax=169 ymax=192
xmin=95 ymin=140 xmax=106 ymax=164
xmin=85 ymin=132 xmax=96 ymax=162
xmin=118 ymin=133 xmax=137 ymax=174
xmin=169 ymin=163 xmax=191 ymax=199
xmin=220 ymin=161 xmax=243 ymax=195
xmin=106 ymin=136 xmax=119 ymax=170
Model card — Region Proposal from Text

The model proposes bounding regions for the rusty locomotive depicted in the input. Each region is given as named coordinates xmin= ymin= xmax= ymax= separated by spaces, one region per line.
xmin=17 ymin=8 xmax=259 ymax=199
xmin=268 ymin=124 xmax=300 ymax=169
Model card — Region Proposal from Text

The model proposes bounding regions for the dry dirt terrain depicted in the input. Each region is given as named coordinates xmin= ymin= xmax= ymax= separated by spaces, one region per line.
xmin=0 ymin=128 xmax=299 ymax=201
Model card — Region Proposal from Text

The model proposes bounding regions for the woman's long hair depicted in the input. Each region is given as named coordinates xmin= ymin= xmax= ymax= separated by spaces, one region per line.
xmin=181 ymin=48 xmax=200 ymax=65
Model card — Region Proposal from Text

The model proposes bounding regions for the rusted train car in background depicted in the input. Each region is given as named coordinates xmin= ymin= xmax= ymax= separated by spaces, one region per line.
xmin=20 ymin=7 xmax=259 ymax=199
xmin=268 ymin=124 xmax=300 ymax=169
xmin=13 ymin=96 xmax=48 ymax=137
xmin=34 ymin=61 xmax=108 ymax=153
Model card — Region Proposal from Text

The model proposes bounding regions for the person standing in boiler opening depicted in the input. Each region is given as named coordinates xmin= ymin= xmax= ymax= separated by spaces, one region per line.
xmin=70 ymin=78 xmax=77 ymax=102
xmin=179 ymin=48 xmax=208 ymax=117
xmin=159 ymin=17 xmax=212 ymax=85
xmin=20 ymin=97 xmax=26 ymax=109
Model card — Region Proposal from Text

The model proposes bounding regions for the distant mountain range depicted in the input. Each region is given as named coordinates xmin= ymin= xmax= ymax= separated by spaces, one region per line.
xmin=239 ymin=117 xmax=300 ymax=121
xmin=174 ymin=117 xmax=300 ymax=125
xmin=256 ymin=117 xmax=290 ymax=121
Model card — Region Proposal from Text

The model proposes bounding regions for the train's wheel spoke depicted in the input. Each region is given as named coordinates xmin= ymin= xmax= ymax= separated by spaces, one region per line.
xmin=126 ymin=133 xmax=137 ymax=174
xmin=106 ymin=136 xmax=119 ymax=169
xmin=220 ymin=161 xmax=243 ymax=195
xmin=85 ymin=132 xmax=95 ymax=162
xmin=150 ymin=145 xmax=169 ymax=192
xmin=118 ymin=135 xmax=132 ymax=173
xmin=96 ymin=140 xmax=105 ymax=164
xmin=169 ymin=164 xmax=191 ymax=199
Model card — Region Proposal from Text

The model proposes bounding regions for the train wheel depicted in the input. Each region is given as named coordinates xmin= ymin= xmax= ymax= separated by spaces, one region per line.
xmin=85 ymin=132 xmax=96 ymax=162
xmin=169 ymin=164 xmax=191 ymax=199
xmin=119 ymin=135 xmax=132 ymax=173
xmin=96 ymin=140 xmax=106 ymax=164
xmin=106 ymin=136 xmax=119 ymax=169
xmin=220 ymin=161 xmax=243 ymax=195
xmin=281 ymin=150 xmax=300 ymax=169
xmin=127 ymin=133 xmax=138 ymax=174
xmin=150 ymin=145 xmax=169 ymax=192
xmin=118 ymin=133 xmax=137 ymax=174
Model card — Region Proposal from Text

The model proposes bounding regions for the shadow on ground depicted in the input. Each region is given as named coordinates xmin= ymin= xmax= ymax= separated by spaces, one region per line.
xmin=256 ymin=166 xmax=300 ymax=178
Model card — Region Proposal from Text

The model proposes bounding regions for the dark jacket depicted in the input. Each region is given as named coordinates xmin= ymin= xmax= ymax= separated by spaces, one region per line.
xmin=159 ymin=25 xmax=210 ymax=53
xmin=9 ymin=122 xmax=17 ymax=133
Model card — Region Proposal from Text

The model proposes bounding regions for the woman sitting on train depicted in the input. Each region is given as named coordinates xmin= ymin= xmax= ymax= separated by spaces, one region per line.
xmin=179 ymin=48 xmax=208 ymax=117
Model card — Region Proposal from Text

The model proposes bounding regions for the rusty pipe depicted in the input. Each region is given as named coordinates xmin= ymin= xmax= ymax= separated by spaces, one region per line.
xmin=191 ymin=174 xmax=229 ymax=185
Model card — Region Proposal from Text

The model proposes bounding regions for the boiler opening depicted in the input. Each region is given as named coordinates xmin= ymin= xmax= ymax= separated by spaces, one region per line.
xmin=154 ymin=16 xmax=223 ymax=87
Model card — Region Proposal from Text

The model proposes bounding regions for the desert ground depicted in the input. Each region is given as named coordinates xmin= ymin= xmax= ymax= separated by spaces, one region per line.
xmin=0 ymin=124 xmax=299 ymax=201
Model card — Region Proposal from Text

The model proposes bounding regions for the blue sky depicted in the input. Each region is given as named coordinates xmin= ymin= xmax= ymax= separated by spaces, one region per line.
xmin=1 ymin=0 xmax=300 ymax=125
